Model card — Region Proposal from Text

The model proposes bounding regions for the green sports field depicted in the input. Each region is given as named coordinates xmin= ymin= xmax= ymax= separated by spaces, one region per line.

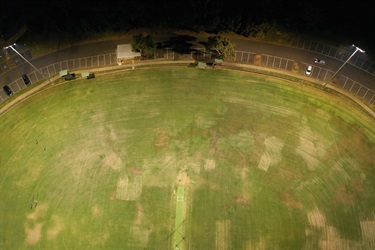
xmin=1 ymin=66 xmax=375 ymax=249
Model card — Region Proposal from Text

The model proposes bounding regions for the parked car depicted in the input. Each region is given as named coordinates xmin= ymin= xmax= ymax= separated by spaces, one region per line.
xmin=59 ymin=70 xmax=76 ymax=81
xmin=305 ymin=65 xmax=312 ymax=76
xmin=64 ymin=73 xmax=76 ymax=81
xmin=22 ymin=74 xmax=31 ymax=86
xmin=3 ymin=85 xmax=13 ymax=96
xmin=313 ymin=58 xmax=325 ymax=65
xmin=87 ymin=73 xmax=95 ymax=79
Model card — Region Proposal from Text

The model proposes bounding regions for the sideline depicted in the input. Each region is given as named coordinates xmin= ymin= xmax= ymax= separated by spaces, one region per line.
xmin=1 ymin=60 xmax=374 ymax=120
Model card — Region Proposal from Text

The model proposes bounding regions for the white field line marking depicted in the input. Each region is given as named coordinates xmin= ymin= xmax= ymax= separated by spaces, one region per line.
xmin=0 ymin=94 xmax=55 ymax=188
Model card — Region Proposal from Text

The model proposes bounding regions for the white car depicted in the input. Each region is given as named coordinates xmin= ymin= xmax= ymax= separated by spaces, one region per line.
xmin=305 ymin=65 xmax=312 ymax=76
xmin=313 ymin=58 xmax=325 ymax=65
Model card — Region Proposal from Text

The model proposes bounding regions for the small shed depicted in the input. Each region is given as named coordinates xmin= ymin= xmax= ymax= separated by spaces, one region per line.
xmin=196 ymin=62 xmax=207 ymax=69
xmin=116 ymin=44 xmax=141 ymax=65
xmin=59 ymin=70 xmax=75 ymax=80
xmin=59 ymin=70 xmax=68 ymax=77
xmin=213 ymin=58 xmax=223 ymax=67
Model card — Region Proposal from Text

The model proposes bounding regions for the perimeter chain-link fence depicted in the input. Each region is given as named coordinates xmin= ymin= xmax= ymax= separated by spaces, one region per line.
xmin=1 ymin=47 xmax=374 ymax=106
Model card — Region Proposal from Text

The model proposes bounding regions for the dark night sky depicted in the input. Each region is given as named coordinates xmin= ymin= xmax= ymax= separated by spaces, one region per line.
xmin=1 ymin=0 xmax=374 ymax=54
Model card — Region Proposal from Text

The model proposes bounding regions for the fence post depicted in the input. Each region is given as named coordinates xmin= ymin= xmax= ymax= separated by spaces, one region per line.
xmin=356 ymin=85 xmax=362 ymax=95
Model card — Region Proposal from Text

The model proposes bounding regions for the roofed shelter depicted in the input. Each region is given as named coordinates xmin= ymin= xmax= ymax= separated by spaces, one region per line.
xmin=196 ymin=62 xmax=207 ymax=69
xmin=213 ymin=58 xmax=223 ymax=67
xmin=116 ymin=44 xmax=141 ymax=65
xmin=59 ymin=70 xmax=68 ymax=77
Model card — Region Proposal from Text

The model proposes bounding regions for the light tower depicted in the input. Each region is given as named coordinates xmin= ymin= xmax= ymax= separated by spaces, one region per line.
xmin=330 ymin=44 xmax=365 ymax=81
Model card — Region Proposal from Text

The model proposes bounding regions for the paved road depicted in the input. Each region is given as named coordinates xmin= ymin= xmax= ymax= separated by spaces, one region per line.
xmin=1 ymin=31 xmax=374 ymax=100
xmin=233 ymin=39 xmax=374 ymax=88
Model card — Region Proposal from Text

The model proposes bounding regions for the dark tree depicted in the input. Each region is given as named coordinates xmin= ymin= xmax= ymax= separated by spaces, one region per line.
xmin=131 ymin=34 xmax=156 ymax=59
xmin=205 ymin=36 xmax=236 ymax=60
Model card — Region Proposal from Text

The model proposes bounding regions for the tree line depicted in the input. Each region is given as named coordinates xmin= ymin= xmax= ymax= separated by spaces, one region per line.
xmin=132 ymin=33 xmax=236 ymax=60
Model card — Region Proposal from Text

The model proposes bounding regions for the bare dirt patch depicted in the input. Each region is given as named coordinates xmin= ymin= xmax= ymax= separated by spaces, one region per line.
xmin=257 ymin=136 xmax=284 ymax=171
xmin=129 ymin=166 xmax=142 ymax=175
xmin=24 ymin=200 xmax=48 ymax=245
xmin=257 ymin=151 xmax=271 ymax=171
xmin=46 ymin=215 xmax=64 ymax=240
xmin=102 ymin=151 xmax=122 ymax=170
xmin=318 ymin=226 xmax=358 ymax=250
xmin=116 ymin=175 xmax=143 ymax=201
xmin=204 ymin=159 xmax=216 ymax=171
xmin=334 ymin=180 xmax=364 ymax=206
xmin=134 ymin=203 xmax=144 ymax=225
xmin=153 ymin=128 xmax=170 ymax=148
xmin=307 ymin=207 xmax=326 ymax=229
xmin=360 ymin=220 xmax=375 ymax=243
xmin=233 ymin=196 xmax=250 ymax=204
xmin=177 ymin=170 xmax=191 ymax=187
xmin=281 ymin=192 xmax=304 ymax=210
xmin=296 ymin=138 xmax=320 ymax=171
xmin=27 ymin=203 xmax=48 ymax=221
xmin=109 ymin=190 xmax=116 ymax=201
xmin=91 ymin=204 xmax=101 ymax=217
xmin=25 ymin=223 xmax=42 ymax=245
xmin=107 ymin=124 xmax=118 ymax=142
xmin=237 ymin=167 xmax=252 ymax=203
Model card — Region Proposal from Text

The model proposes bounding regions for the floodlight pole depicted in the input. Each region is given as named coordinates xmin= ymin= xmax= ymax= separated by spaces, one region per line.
xmin=4 ymin=44 xmax=51 ymax=83
xmin=330 ymin=45 xmax=365 ymax=81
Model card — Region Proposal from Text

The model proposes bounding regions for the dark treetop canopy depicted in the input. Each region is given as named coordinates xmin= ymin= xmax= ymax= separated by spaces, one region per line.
xmin=1 ymin=0 xmax=374 ymax=53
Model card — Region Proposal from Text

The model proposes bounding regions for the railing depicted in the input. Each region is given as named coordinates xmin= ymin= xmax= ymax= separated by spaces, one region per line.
xmin=1 ymin=49 xmax=374 ymax=107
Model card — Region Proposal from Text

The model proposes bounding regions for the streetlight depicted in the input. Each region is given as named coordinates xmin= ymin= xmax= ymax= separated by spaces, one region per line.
xmin=330 ymin=44 xmax=365 ymax=81
xmin=3 ymin=43 xmax=51 ymax=83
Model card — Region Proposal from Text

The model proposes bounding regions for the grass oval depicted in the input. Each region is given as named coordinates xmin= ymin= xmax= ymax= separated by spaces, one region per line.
xmin=0 ymin=67 xmax=374 ymax=249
